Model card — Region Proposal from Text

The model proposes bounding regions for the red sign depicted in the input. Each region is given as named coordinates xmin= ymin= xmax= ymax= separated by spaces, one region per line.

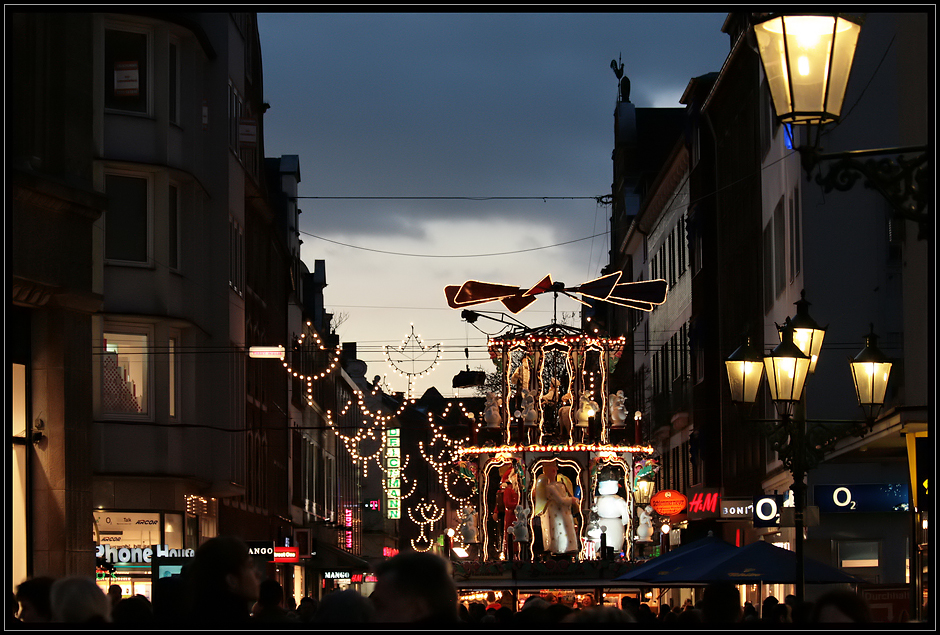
xmin=860 ymin=585 xmax=912 ymax=622
xmin=273 ymin=546 xmax=299 ymax=563
xmin=650 ymin=490 xmax=688 ymax=516
xmin=688 ymin=490 xmax=721 ymax=519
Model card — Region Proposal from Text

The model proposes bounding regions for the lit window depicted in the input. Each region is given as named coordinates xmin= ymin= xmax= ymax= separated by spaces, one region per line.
xmin=102 ymin=329 xmax=150 ymax=416
xmin=104 ymin=26 xmax=149 ymax=114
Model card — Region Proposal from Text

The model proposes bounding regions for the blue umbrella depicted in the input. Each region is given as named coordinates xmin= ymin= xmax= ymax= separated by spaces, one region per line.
xmin=614 ymin=533 xmax=738 ymax=582
xmin=657 ymin=539 xmax=863 ymax=584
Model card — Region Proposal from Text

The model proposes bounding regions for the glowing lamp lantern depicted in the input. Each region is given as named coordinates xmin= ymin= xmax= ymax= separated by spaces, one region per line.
xmin=849 ymin=325 xmax=892 ymax=422
xmin=725 ymin=336 xmax=765 ymax=404
xmin=753 ymin=13 xmax=863 ymax=125
xmin=634 ymin=477 xmax=656 ymax=506
xmin=763 ymin=319 xmax=811 ymax=417
xmin=783 ymin=290 xmax=827 ymax=374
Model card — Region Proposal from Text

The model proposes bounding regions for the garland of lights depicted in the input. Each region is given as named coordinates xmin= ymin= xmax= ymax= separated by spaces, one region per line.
xmin=408 ymin=498 xmax=445 ymax=552
xmin=457 ymin=443 xmax=654 ymax=455
xmin=384 ymin=324 xmax=442 ymax=399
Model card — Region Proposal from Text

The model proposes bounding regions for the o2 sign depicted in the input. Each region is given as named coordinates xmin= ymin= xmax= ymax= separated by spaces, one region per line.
xmin=814 ymin=484 xmax=909 ymax=513
xmin=753 ymin=494 xmax=786 ymax=528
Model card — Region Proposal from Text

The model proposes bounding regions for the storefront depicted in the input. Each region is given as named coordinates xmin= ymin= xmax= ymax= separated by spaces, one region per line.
xmin=305 ymin=543 xmax=373 ymax=600
xmin=94 ymin=509 xmax=195 ymax=598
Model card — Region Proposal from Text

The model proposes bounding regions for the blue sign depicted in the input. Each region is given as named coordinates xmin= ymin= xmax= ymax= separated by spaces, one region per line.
xmin=814 ymin=483 xmax=909 ymax=513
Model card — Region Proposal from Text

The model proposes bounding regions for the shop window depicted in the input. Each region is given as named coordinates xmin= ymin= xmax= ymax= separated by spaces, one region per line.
xmin=104 ymin=25 xmax=150 ymax=114
xmin=101 ymin=326 xmax=151 ymax=418
xmin=105 ymin=172 xmax=150 ymax=264
xmin=837 ymin=540 xmax=881 ymax=583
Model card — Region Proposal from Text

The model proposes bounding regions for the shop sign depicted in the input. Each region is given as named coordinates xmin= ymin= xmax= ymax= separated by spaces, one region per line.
xmin=247 ymin=541 xmax=275 ymax=557
xmin=273 ymin=547 xmax=299 ymax=563
xmin=814 ymin=483 xmax=909 ymax=513
xmin=687 ymin=489 xmax=721 ymax=519
xmin=324 ymin=571 xmax=351 ymax=580
xmin=650 ymin=490 xmax=687 ymax=516
xmin=860 ymin=585 xmax=912 ymax=623
xmin=96 ymin=544 xmax=194 ymax=564
xmin=386 ymin=428 xmax=401 ymax=519
xmin=720 ymin=498 xmax=754 ymax=519
xmin=753 ymin=494 xmax=786 ymax=527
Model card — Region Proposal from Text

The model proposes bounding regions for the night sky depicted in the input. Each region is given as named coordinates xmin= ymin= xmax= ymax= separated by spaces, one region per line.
xmin=257 ymin=12 xmax=732 ymax=398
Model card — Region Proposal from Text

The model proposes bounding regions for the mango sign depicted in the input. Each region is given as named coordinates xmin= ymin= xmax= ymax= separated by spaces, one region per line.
xmin=650 ymin=490 xmax=687 ymax=516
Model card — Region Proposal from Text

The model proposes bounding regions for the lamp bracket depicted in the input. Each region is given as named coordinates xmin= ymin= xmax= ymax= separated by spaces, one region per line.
xmin=799 ymin=145 xmax=929 ymax=240
xmin=756 ymin=415 xmax=871 ymax=475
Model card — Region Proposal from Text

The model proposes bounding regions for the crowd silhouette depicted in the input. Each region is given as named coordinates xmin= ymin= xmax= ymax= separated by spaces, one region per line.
xmin=8 ymin=535 xmax=924 ymax=628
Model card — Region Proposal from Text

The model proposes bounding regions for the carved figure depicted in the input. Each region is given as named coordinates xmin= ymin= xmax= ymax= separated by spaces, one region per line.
xmin=636 ymin=505 xmax=654 ymax=542
xmin=459 ymin=506 xmax=479 ymax=543
xmin=483 ymin=392 xmax=502 ymax=429
xmin=510 ymin=505 xmax=530 ymax=543
xmin=609 ymin=390 xmax=627 ymax=428
xmin=533 ymin=459 xmax=579 ymax=554
xmin=575 ymin=392 xmax=599 ymax=443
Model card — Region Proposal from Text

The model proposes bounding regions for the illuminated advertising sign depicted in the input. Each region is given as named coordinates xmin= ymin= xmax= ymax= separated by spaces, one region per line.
xmin=386 ymin=428 xmax=401 ymax=519
xmin=814 ymin=483 xmax=909 ymax=513
xmin=753 ymin=494 xmax=786 ymax=528
xmin=687 ymin=489 xmax=721 ymax=519
xmin=273 ymin=547 xmax=299 ymax=563
xmin=650 ymin=490 xmax=687 ymax=516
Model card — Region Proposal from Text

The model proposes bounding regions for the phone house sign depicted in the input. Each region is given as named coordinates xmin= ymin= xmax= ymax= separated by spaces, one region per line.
xmin=96 ymin=543 xmax=194 ymax=564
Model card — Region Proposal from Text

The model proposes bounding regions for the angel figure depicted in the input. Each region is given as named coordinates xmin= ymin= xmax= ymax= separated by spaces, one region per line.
xmin=533 ymin=459 xmax=579 ymax=555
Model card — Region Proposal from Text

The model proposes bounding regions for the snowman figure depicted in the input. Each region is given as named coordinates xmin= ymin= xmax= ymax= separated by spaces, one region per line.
xmin=592 ymin=467 xmax=631 ymax=558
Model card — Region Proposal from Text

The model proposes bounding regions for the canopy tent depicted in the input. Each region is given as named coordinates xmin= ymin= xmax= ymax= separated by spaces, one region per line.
xmin=658 ymin=539 xmax=863 ymax=585
xmin=613 ymin=533 xmax=738 ymax=584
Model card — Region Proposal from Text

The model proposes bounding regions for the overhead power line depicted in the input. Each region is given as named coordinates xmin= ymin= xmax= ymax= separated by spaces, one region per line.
xmin=301 ymin=230 xmax=609 ymax=258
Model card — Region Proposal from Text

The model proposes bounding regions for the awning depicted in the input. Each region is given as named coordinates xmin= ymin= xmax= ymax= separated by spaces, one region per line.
xmin=305 ymin=542 xmax=371 ymax=572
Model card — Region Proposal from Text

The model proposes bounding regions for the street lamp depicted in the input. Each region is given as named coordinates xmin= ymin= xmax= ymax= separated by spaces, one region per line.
xmin=752 ymin=13 xmax=863 ymax=126
xmin=725 ymin=316 xmax=892 ymax=604
xmin=753 ymin=12 xmax=929 ymax=239
xmin=849 ymin=324 xmax=893 ymax=422
xmin=763 ymin=318 xmax=812 ymax=417
xmin=785 ymin=290 xmax=827 ymax=375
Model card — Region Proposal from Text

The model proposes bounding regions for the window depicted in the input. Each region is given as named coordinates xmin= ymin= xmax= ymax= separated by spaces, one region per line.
xmin=169 ymin=39 xmax=180 ymax=124
xmin=228 ymin=81 xmax=243 ymax=149
xmin=168 ymin=184 xmax=180 ymax=270
xmin=105 ymin=173 xmax=150 ymax=263
xmin=763 ymin=220 xmax=774 ymax=314
xmin=229 ymin=216 xmax=244 ymax=294
xmin=104 ymin=26 xmax=150 ymax=114
xmin=774 ymin=197 xmax=787 ymax=297
xmin=837 ymin=540 xmax=881 ymax=583
xmin=789 ymin=189 xmax=801 ymax=280
xmin=168 ymin=335 xmax=178 ymax=419
xmin=101 ymin=326 xmax=151 ymax=418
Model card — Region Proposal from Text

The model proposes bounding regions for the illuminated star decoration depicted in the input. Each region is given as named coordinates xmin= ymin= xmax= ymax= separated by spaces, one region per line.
xmin=444 ymin=272 xmax=668 ymax=314
xmin=384 ymin=324 xmax=442 ymax=399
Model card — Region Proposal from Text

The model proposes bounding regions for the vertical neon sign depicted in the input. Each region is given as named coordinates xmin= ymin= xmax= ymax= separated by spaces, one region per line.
xmin=386 ymin=428 xmax=401 ymax=519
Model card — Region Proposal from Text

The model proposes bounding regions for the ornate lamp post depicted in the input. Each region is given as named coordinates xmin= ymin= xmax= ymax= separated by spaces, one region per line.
xmin=725 ymin=307 xmax=891 ymax=604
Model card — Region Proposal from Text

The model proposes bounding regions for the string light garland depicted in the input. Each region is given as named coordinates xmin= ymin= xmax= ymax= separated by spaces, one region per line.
xmin=384 ymin=324 xmax=442 ymax=399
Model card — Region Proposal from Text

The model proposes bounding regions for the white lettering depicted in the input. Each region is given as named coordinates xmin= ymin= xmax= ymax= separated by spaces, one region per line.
xmin=833 ymin=487 xmax=853 ymax=507
xmin=118 ymin=548 xmax=131 ymax=563
xmin=756 ymin=498 xmax=778 ymax=521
